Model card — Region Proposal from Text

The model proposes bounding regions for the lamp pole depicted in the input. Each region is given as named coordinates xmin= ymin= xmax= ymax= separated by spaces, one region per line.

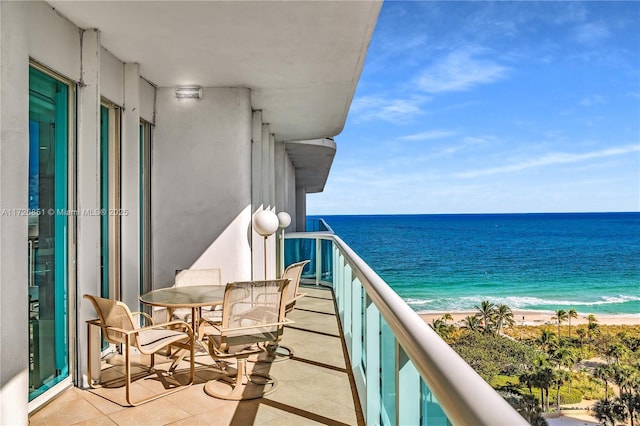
xmin=253 ymin=210 xmax=279 ymax=279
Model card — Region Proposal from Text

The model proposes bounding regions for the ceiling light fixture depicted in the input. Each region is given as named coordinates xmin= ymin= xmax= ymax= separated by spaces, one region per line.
xmin=175 ymin=86 xmax=202 ymax=99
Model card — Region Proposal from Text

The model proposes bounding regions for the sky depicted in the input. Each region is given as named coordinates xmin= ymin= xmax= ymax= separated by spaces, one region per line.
xmin=307 ymin=1 xmax=640 ymax=215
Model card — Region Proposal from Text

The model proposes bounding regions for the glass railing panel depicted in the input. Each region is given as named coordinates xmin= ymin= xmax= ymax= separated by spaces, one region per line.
xmin=421 ymin=380 xmax=451 ymax=426
xmin=305 ymin=217 xmax=333 ymax=232
xmin=320 ymin=238 xmax=333 ymax=282
xmin=284 ymin=230 xmax=526 ymax=426
xmin=380 ymin=318 xmax=396 ymax=426
xmin=284 ymin=238 xmax=316 ymax=280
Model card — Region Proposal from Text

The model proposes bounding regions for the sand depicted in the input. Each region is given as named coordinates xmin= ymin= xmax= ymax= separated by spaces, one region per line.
xmin=420 ymin=309 xmax=640 ymax=327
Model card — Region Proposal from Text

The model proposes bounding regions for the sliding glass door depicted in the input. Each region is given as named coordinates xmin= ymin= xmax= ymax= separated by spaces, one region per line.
xmin=28 ymin=66 xmax=70 ymax=401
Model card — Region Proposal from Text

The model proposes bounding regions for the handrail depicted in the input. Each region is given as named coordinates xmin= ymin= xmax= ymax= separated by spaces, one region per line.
xmin=287 ymin=232 xmax=527 ymax=425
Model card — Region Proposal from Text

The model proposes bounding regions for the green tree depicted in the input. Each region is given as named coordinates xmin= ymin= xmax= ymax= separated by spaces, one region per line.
xmin=553 ymin=369 xmax=570 ymax=410
xmin=552 ymin=309 xmax=568 ymax=339
xmin=510 ymin=393 xmax=547 ymax=426
xmin=576 ymin=327 xmax=587 ymax=357
xmin=494 ymin=303 xmax=515 ymax=336
xmin=593 ymin=398 xmax=624 ymax=426
xmin=475 ymin=300 xmax=496 ymax=334
xmin=595 ymin=364 xmax=614 ymax=400
xmin=536 ymin=329 xmax=557 ymax=354
xmin=567 ymin=309 xmax=578 ymax=338
xmin=605 ymin=343 xmax=627 ymax=365
xmin=430 ymin=318 xmax=453 ymax=339
xmin=463 ymin=315 xmax=482 ymax=333
xmin=441 ymin=312 xmax=453 ymax=323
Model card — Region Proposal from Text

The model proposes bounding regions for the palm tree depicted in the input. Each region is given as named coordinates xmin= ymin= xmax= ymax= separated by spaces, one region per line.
xmin=430 ymin=318 xmax=453 ymax=339
xmin=462 ymin=315 xmax=482 ymax=332
xmin=533 ymin=365 xmax=554 ymax=412
xmin=593 ymin=398 xmax=619 ymax=426
xmin=567 ymin=309 xmax=578 ymax=338
xmin=553 ymin=369 xmax=570 ymax=411
xmin=595 ymin=364 xmax=614 ymax=400
xmin=441 ymin=312 xmax=453 ymax=324
xmin=536 ymin=329 xmax=557 ymax=354
xmin=587 ymin=316 xmax=600 ymax=350
xmin=551 ymin=346 xmax=575 ymax=370
xmin=552 ymin=309 xmax=568 ymax=338
xmin=494 ymin=303 xmax=515 ymax=336
xmin=576 ymin=327 xmax=587 ymax=357
xmin=605 ymin=343 xmax=627 ymax=365
xmin=474 ymin=300 xmax=496 ymax=334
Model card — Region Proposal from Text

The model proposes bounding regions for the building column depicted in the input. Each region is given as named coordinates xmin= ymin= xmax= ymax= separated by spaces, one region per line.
xmin=296 ymin=187 xmax=306 ymax=232
xmin=76 ymin=28 xmax=101 ymax=387
xmin=0 ymin=2 xmax=29 ymax=424
xmin=120 ymin=63 xmax=140 ymax=310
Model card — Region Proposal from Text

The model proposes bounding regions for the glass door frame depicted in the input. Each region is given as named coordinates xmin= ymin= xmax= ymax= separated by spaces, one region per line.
xmin=99 ymin=99 xmax=122 ymax=354
xmin=139 ymin=120 xmax=152 ymax=312
xmin=27 ymin=60 xmax=77 ymax=413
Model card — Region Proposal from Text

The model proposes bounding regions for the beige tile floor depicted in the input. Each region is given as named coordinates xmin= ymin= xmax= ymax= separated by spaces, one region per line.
xmin=29 ymin=286 xmax=364 ymax=426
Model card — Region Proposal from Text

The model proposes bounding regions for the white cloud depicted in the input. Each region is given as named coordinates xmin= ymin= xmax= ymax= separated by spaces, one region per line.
xmin=415 ymin=47 xmax=509 ymax=93
xmin=398 ymin=130 xmax=456 ymax=141
xmin=580 ymin=95 xmax=606 ymax=107
xmin=456 ymin=144 xmax=640 ymax=178
xmin=574 ymin=22 xmax=610 ymax=45
xmin=350 ymin=95 xmax=429 ymax=124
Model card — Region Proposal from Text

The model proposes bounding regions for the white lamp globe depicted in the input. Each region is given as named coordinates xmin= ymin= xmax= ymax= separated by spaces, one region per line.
xmin=253 ymin=210 xmax=279 ymax=237
xmin=277 ymin=212 xmax=291 ymax=229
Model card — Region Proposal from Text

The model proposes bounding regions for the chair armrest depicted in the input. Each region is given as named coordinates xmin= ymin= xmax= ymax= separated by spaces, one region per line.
xmin=290 ymin=292 xmax=307 ymax=303
xmin=132 ymin=311 xmax=154 ymax=326
xmin=214 ymin=318 xmax=294 ymax=334
xmin=133 ymin=320 xmax=194 ymax=337
xmin=200 ymin=317 xmax=224 ymax=332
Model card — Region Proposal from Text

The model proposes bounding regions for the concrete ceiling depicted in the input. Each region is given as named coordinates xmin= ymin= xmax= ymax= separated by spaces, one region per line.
xmin=47 ymin=0 xmax=381 ymax=143
xmin=286 ymin=138 xmax=336 ymax=193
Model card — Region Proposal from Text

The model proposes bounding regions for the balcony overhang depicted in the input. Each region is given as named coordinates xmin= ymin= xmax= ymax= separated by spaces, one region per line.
xmin=286 ymin=138 xmax=336 ymax=193
xmin=46 ymin=1 xmax=382 ymax=142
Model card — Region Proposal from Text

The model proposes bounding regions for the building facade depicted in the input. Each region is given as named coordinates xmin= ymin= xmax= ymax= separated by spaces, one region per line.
xmin=0 ymin=1 xmax=381 ymax=422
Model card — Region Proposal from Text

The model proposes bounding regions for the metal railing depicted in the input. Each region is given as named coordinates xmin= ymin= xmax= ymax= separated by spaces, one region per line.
xmin=284 ymin=231 xmax=527 ymax=426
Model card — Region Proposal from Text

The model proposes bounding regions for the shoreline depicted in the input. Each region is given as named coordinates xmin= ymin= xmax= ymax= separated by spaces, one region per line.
xmin=419 ymin=309 xmax=640 ymax=326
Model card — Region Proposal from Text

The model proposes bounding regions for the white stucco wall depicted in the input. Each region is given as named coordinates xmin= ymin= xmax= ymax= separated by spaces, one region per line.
xmin=100 ymin=47 xmax=124 ymax=106
xmin=152 ymin=87 xmax=253 ymax=287
xmin=140 ymin=77 xmax=155 ymax=123
xmin=26 ymin=1 xmax=80 ymax=81
xmin=0 ymin=3 xmax=30 ymax=424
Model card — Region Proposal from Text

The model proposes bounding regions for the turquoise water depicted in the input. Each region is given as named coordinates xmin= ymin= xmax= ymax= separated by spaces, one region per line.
xmin=317 ymin=213 xmax=640 ymax=316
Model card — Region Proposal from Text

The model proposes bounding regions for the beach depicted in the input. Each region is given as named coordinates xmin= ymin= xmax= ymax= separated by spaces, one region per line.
xmin=420 ymin=310 xmax=640 ymax=327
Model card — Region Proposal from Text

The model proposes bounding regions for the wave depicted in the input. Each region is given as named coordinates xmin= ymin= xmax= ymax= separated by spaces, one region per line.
xmin=405 ymin=294 xmax=640 ymax=312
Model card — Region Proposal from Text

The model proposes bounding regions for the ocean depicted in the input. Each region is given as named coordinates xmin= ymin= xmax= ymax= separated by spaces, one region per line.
xmin=315 ymin=212 xmax=640 ymax=316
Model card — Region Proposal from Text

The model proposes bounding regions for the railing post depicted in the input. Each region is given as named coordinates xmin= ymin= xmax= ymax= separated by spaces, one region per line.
xmin=315 ymin=236 xmax=322 ymax=285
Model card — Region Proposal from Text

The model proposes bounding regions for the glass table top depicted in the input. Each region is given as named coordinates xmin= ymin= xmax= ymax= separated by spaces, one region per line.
xmin=139 ymin=285 xmax=226 ymax=308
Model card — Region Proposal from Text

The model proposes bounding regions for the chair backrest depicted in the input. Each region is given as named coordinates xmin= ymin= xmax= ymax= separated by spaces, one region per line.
xmin=84 ymin=294 xmax=137 ymax=345
xmin=219 ymin=279 xmax=290 ymax=347
xmin=282 ymin=260 xmax=310 ymax=306
xmin=175 ymin=268 xmax=222 ymax=287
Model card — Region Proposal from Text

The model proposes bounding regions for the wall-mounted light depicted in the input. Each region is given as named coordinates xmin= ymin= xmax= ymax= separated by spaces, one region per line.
xmin=175 ymin=86 xmax=202 ymax=99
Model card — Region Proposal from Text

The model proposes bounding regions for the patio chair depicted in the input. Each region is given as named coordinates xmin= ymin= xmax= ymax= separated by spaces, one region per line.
xmin=169 ymin=268 xmax=223 ymax=324
xmin=201 ymin=279 xmax=292 ymax=400
xmin=84 ymin=294 xmax=195 ymax=406
xmin=282 ymin=260 xmax=310 ymax=314
xmin=267 ymin=260 xmax=310 ymax=360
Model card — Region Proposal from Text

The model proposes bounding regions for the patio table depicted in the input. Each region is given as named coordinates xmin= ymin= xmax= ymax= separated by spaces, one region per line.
xmin=139 ymin=285 xmax=225 ymax=337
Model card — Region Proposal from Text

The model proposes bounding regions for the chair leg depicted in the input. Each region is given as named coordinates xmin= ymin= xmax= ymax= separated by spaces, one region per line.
xmin=124 ymin=340 xmax=195 ymax=407
xmin=264 ymin=343 xmax=294 ymax=362
xmin=204 ymin=358 xmax=277 ymax=401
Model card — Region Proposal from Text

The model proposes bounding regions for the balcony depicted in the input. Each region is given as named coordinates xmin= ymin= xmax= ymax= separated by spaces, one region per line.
xmin=29 ymin=222 xmax=526 ymax=425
